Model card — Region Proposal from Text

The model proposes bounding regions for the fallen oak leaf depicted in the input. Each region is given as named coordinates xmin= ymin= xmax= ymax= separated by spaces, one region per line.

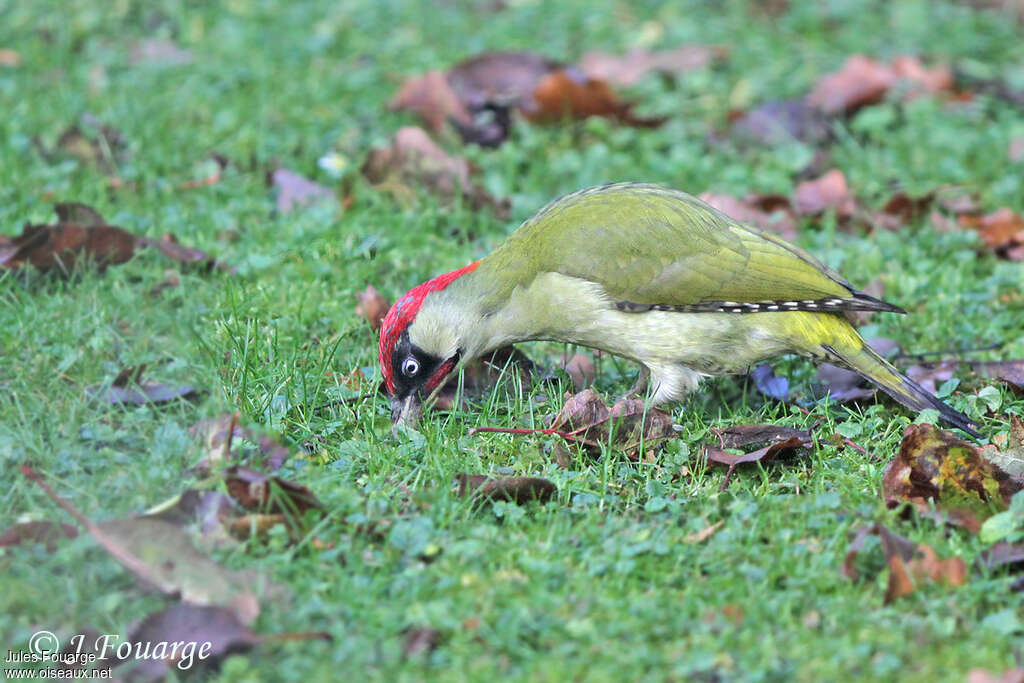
xmin=527 ymin=68 xmax=664 ymax=126
xmin=455 ymin=474 xmax=557 ymax=504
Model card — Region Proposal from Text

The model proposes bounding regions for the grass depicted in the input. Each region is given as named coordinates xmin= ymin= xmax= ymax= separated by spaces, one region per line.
xmin=2 ymin=0 xmax=1024 ymax=680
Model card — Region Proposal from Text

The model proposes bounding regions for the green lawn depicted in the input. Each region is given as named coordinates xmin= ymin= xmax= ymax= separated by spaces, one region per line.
xmin=3 ymin=0 xmax=1024 ymax=680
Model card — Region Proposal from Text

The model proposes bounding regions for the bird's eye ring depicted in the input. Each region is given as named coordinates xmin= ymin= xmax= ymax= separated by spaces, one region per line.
xmin=401 ymin=357 xmax=420 ymax=377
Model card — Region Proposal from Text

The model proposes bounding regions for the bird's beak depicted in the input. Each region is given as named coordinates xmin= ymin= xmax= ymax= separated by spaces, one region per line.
xmin=391 ymin=394 xmax=423 ymax=427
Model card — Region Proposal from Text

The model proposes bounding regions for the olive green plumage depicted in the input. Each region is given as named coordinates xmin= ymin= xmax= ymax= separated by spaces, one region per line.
xmin=389 ymin=182 xmax=980 ymax=438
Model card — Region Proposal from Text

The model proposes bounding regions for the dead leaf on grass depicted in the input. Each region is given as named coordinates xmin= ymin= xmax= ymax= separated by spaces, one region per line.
xmin=578 ymin=45 xmax=726 ymax=87
xmin=189 ymin=412 xmax=292 ymax=473
xmin=959 ymin=208 xmax=1024 ymax=261
xmin=362 ymin=126 xmax=508 ymax=214
xmin=808 ymin=55 xmax=952 ymax=116
xmin=19 ymin=465 xmax=268 ymax=624
xmin=0 ymin=520 xmax=78 ymax=550
xmin=842 ymin=522 xmax=966 ymax=603
xmin=270 ymin=168 xmax=336 ymax=214
xmin=704 ymin=425 xmax=813 ymax=491
xmin=684 ymin=520 xmax=724 ymax=544
xmin=0 ymin=48 xmax=20 ymax=67
xmin=548 ymin=388 xmax=678 ymax=459
xmin=972 ymin=361 xmax=1024 ymax=391
xmin=793 ymin=169 xmax=857 ymax=217
xmin=561 ymin=352 xmax=595 ymax=390
xmin=728 ymin=98 xmax=831 ymax=146
xmin=881 ymin=423 xmax=1024 ymax=533
xmin=87 ymin=364 xmax=197 ymax=406
xmin=455 ymin=474 xmax=557 ymax=504
xmin=1010 ymin=138 xmax=1024 ymax=163
xmin=967 ymin=669 xmax=1024 ymax=683
xmin=698 ymin=191 xmax=797 ymax=240
xmin=355 ymin=285 xmax=390 ymax=331
xmin=402 ymin=626 xmax=442 ymax=658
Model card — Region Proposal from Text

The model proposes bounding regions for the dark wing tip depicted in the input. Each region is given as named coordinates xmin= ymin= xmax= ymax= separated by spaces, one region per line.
xmin=851 ymin=291 xmax=906 ymax=315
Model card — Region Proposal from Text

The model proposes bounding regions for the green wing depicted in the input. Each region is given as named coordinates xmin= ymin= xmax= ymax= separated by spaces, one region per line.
xmin=480 ymin=183 xmax=855 ymax=308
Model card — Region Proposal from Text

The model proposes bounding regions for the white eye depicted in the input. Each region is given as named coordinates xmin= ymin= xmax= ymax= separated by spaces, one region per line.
xmin=401 ymin=357 xmax=420 ymax=377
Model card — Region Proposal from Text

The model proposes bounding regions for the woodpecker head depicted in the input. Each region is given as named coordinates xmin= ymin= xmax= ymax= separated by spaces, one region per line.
xmin=379 ymin=261 xmax=481 ymax=425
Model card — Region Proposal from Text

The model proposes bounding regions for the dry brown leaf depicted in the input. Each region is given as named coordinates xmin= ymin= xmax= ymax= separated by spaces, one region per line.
xmin=355 ymin=285 xmax=390 ymax=331
xmin=793 ymin=169 xmax=856 ymax=217
xmin=959 ymin=208 xmax=1024 ymax=261
xmin=842 ymin=522 xmax=966 ymax=604
xmin=972 ymin=361 xmax=1024 ymax=391
xmin=549 ymin=388 xmax=678 ymax=459
xmin=578 ymin=45 xmax=726 ymax=87
xmin=704 ymin=425 xmax=813 ymax=491
xmin=189 ymin=412 xmax=291 ymax=473
xmin=455 ymin=474 xmax=557 ymax=504
xmin=698 ymin=191 xmax=797 ymax=240
xmin=728 ymin=98 xmax=831 ymax=146
xmin=808 ymin=55 xmax=952 ymax=116
xmin=389 ymin=70 xmax=472 ymax=134
xmin=362 ymin=126 xmax=508 ymax=214
xmin=882 ymin=424 xmax=1024 ymax=534
xmin=527 ymin=68 xmax=663 ymax=126
xmin=561 ymin=353 xmax=595 ymax=390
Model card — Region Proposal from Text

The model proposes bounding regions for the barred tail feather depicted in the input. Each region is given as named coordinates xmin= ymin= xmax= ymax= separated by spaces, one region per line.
xmin=821 ymin=343 xmax=981 ymax=439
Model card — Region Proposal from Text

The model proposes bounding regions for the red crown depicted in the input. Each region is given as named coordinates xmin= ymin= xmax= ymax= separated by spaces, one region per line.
xmin=379 ymin=260 xmax=480 ymax=393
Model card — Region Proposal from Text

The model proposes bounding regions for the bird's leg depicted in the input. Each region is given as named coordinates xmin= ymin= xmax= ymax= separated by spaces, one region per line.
xmin=626 ymin=365 xmax=651 ymax=399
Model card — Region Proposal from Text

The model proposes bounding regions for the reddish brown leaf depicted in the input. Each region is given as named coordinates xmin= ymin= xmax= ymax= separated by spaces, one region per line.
xmin=455 ymin=474 xmax=557 ymax=504
xmin=808 ymin=55 xmax=952 ymax=116
xmin=447 ymin=52 xmax=559 ymax=111
xmin=976 ymin=541 xmax=1024 ymax=572
xmin=389 ymin=70 xmax=472 ymax=134
xmin=842 ymin=522 xmax=966 ymax=603
xmin=698 ymin=191 xmax=797 ymax=240
xmin=972 ymin=360 xmax=1024 ymax=391
xmin=959 ymin=208 xmax=1024 ymax=261
xmin=223 ymin=466 xmax=323 ymax=516
xmin=793 ymin=169 xmax=856 ymax=217
xmin=578 ymin=45 xmax=726 ymax=87
xmin=905 ymin=360 xmax=958 ymax=395
xmin=705 ymin=425 xmax=813 ymax=491
xmin=355 ymin=285 xmax=390 ymax=331
xmin=683 ymin=520 xmax=724 ymax=544
xmin=1 ymin=222 xmax=137 ymax=273
xmin=527 ymin=68 xmax=663 ymax=126
xmin=561 ymin=353 xmax=595 ymax=391
xmin=549 ymin=389 xmax=677 ymax=458
xmin=0 ymin=520 xmax=78 ymax=550
xmin=362 ymin=126 xmax=508 ymax=214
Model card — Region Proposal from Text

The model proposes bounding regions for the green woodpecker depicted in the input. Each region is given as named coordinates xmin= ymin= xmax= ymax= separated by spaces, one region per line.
xmin=379 ymin=183 xmax=980 ymax=438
